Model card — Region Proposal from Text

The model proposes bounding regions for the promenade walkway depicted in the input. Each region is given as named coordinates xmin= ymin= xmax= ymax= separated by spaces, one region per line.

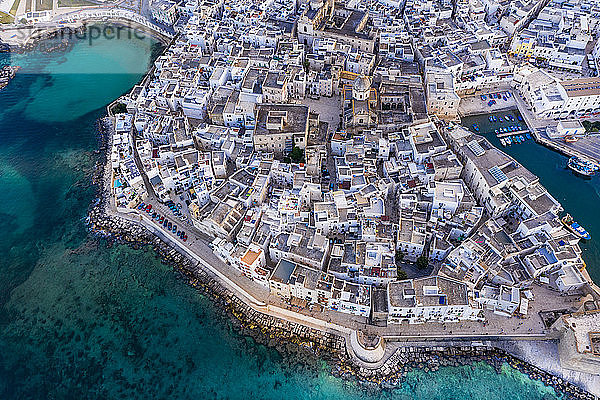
xmin=98 ymin=109 xmax=583 ymax=367
xmin=512 ymin=85 xmax=600 ymax=165
xmin=108 ymin=196 xmax=580 ymax=343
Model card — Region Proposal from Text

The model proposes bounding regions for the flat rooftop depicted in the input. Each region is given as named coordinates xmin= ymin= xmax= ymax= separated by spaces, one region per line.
xmin=254 ymin=104 xmax=309 ymax=136
xmin=561 ymin=77 xmax=600 ymax=98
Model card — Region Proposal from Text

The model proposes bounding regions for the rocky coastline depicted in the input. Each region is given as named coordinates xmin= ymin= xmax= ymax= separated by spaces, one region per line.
xmin=83 ymin=116 xmax=600 ymax=399
xmin=2 ymin=20 xmax=169 ymax=55
xmin=337 ymin=345 xmax=596 ymax=399
xmin=7 ymin=26 xmax=84 ymax=54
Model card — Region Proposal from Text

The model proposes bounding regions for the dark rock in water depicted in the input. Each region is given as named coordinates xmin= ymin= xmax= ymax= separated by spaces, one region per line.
xmin=83 ymin=119 xmax=593 ymax=400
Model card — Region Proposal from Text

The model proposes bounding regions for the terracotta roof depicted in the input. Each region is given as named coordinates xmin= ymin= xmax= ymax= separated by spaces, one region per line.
xmin=241 ymin=249 xmax=261 ymax=266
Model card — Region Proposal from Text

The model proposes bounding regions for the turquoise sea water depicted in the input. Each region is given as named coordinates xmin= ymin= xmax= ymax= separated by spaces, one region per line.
xmin=0 ymin=30 xmax=567 ymax=399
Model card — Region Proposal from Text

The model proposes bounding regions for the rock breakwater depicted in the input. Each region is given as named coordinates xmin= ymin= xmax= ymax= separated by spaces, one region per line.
xmin=336 ymin=345 xmax=595 ymax=399
xmin=86 ymin=117 xmax=595 ymax=399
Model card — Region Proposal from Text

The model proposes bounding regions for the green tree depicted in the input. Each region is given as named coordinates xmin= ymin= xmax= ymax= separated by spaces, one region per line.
xmin=290 ymin=146 xmax=305 ymax=163
xmin=303 ymin=59 xmax=310 ymax=74
xmin=111 ymin=102 xmax=128 ymax=115
xmin=395 ymin=250 xmax=404 ymax=263
xmin=397 ymin=268 xmax=408 ymax=280
xmin=416 ymin=255 xmax=429 ymax=270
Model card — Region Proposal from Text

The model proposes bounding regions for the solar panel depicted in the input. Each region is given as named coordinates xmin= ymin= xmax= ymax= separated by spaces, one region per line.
xmin=488 ymin=166 xmax=508 ymax=183
xmin=467 ymin=140 xmax=485 ymax=157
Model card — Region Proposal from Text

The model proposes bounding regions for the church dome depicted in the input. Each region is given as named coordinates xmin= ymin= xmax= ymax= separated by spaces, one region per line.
xmin=352 ymin=75 xmax=371 ymax=101
xmin=353 ymin=75 xmax=371 ymax=92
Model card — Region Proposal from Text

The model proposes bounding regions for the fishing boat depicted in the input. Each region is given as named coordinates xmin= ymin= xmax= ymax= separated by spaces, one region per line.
xmin=493 ymin=115 xmax=498 ymax=122
xmin=565 ymin=136 xmax=578 ymax=143
xmin=561 ymin=213 xmax=591 ymax=240
xmin=472 ymin=124 xmax=480 ymax=132
xmin=567 ymin=156 xmax=599 ymax=177
xmin=504 ymin=115 xmax=510 ymax=121
xmin=489 ymin=116 xmax=493 ymax=122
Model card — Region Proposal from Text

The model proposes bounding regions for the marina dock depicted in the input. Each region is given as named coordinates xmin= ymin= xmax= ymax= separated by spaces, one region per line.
xmin=530 ymin=128 xmax=600 ymax=168
xmin=496 ymin=129 xmax=529 ymax=138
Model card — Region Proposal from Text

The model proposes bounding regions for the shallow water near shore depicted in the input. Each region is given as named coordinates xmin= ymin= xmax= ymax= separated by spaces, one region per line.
xmin=0 ymin=29 xmax=569 ymax=399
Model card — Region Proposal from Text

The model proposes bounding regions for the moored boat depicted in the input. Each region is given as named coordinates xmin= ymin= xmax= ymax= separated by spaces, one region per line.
xmin=567 ymin=156 xmax=598 ymax=177
xmin=561 ymin=213 xmax=591 ymax=240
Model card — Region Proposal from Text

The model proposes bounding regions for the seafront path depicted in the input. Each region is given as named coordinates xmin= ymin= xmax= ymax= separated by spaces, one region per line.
xmin=511 ymin=84 xmax=600 ymax=165
xmin=104 ymin=188 xmax=582 ymax=345
xmin=93 ymin=110 xmax=588 ymax=369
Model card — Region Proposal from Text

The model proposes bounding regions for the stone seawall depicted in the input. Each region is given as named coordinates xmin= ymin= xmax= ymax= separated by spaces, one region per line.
xmin=87 ymin=177 xmax=347 ymax=364
xmin=88 ymin=116 xmax=597 ymax=399
xmin=88 ymin=210 xmax=347 ymax=359
xmin=337 ymin=344 xmax=596 ymax=399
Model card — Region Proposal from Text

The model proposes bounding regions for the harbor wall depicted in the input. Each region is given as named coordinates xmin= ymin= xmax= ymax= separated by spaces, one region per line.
xmin=86 ymin=118 xmax=597 ymax=399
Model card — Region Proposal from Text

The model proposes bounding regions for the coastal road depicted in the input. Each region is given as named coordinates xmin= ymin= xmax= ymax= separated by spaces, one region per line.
xmin=101 ymin=126 xmax=582 ymax=348
xmin=117 ymin=203 xmax=580 ymax=341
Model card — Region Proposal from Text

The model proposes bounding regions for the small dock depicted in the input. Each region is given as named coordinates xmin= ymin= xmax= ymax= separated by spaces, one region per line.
xmin=531 ymin=128 xmax=600 ymax=168
xmin=496 ymin=129 xmax=529 ymax=138
xmin=510 ymin=89 xmax=600 ymax=168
